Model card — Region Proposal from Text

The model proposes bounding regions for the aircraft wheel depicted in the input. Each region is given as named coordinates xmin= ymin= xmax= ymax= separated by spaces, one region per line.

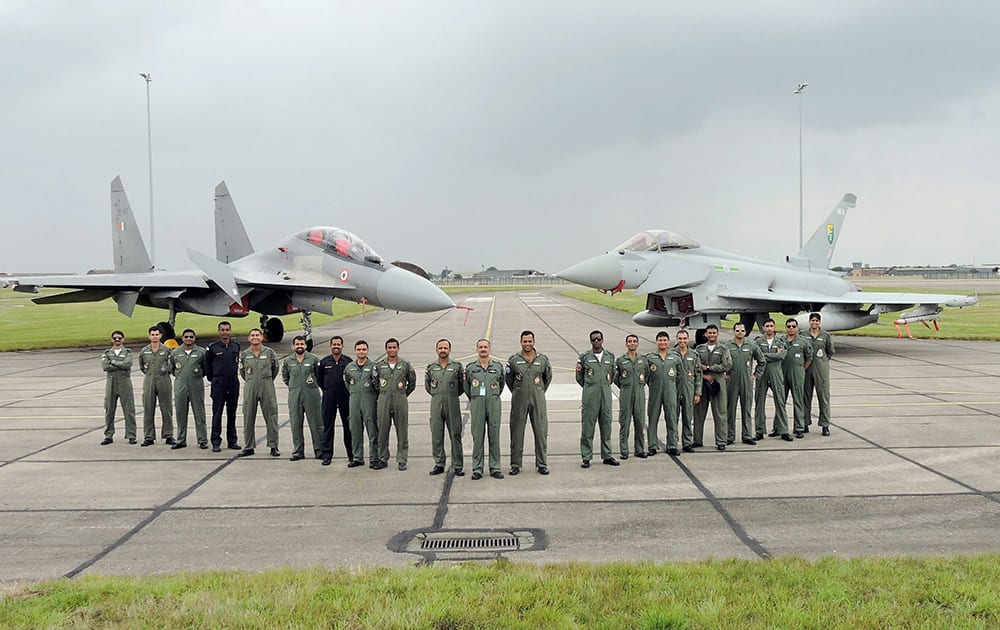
xmin=694 ymin=328 xmax=708 ymax=346
xmin=305 ymin=338 xmax=314 ymax=352
xmin=157 ymin=321 xmax=176 ymax=341
xmin=264 ymin=317 xmax=284 ymax=343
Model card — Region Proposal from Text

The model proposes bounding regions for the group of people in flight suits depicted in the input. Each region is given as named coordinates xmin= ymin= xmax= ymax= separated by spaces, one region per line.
xmin=99 ymin=313 xmax=834 ymax=479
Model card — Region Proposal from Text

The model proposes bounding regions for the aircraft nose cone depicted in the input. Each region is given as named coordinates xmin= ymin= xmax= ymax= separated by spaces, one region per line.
xmin=557 ymin=254 xmax=622 ymax=290
xmin=377 ymin=266 xmax=454 ymax=312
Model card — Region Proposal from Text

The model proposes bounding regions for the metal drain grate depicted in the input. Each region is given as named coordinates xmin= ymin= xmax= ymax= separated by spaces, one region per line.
xmin=392 ymin=528 xmax=545 ymax=557
xmin=420 ymin=535 xmax=520 ymax=552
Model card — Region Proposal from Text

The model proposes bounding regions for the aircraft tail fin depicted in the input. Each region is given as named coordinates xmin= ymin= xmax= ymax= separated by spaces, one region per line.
xmin=794 ymin=193 xmax=857 ymax=269
xmin=214 ymin=181 xmax=254 ymax=262
xmin=111 ymin=176 xmax=153 ymax=273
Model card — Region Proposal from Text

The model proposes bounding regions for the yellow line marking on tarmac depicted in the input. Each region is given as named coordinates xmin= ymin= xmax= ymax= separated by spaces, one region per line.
xmin=484 ymin=296 xmax=496 ymax=340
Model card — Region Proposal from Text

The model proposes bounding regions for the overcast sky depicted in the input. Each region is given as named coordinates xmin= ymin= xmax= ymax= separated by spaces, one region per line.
xmin=3 ymin=1 xmax=998 ymax=276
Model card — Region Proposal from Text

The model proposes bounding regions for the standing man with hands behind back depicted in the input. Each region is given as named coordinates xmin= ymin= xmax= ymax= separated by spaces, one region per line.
xmin=170 ymin=329 xmax=208 ymax=450
xmin=374 ymin=338 xmax=416 ymax=471
xmin=205 ymin=321 xmax=241 ymax=453
xmin=506 ymin=331 xmax=552 ymax=476
xmin=318 ymin=336 xmax=353 ymax=465
xmin=139 ymin=325 xmax=175 ymax=447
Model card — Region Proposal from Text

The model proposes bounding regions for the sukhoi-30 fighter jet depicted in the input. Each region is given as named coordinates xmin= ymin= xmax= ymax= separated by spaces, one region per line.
xmin=6 ymin=177 xmax=454 ymax=345
xmin=558 ymin=193 xmax=977 ymax=341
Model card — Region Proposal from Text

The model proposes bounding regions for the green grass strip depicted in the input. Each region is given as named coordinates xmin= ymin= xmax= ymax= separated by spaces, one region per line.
xmin=1 ymin=557 xmax=998 ymax=628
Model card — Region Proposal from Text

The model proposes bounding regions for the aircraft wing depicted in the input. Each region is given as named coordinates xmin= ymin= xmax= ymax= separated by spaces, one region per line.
xmin=8 ymin=272 xmax=210 ymax=292
xmin=719 ymin=289 xmax=978 ymax=310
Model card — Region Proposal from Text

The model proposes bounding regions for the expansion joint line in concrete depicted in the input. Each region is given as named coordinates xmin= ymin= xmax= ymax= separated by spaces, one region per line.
xmin=833 ymin=423 xmax=1000 ymax=507
xmin=671 ymin=456 xmax=772 ymax=559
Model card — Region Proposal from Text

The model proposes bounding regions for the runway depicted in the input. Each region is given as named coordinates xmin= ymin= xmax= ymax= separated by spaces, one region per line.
xmin=1 ymin=287 xmax=999 ymax=581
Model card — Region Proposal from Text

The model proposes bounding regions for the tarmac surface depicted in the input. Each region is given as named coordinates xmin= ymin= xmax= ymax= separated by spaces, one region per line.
xmin=2 ymin=287 xmax=999 ymax=581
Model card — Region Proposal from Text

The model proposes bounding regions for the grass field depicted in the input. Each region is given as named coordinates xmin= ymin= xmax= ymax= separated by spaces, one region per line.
xmin=0 ymin=288 xmax=364 ymax=351
xmin=1 ymin=557 xmax=997 ymax=628
xmin=562 ymin=288 xmax=998 ymax=340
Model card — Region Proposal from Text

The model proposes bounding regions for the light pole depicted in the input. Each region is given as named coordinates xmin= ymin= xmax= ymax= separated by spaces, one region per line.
xmin=139 ymin=72 xmax=154 ymax=266
xmin=794 ymin=82 xmax=808 ymax=250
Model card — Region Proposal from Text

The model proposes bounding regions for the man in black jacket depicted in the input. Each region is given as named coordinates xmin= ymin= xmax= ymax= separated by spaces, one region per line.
xmin=319 ymin=335 xmax=354 ymax=463
xmin=204 ymin=321 xmax=241 ymax=453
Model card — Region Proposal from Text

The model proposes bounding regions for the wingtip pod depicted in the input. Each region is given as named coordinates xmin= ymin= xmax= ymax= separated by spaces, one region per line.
xmin=946 ymin=295 xmax=978 ymax=307
xmin=842 ymin=193 xmax=857 ymax=207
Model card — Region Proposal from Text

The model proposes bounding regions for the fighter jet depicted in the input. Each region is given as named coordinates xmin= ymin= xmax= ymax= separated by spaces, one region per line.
xmin=558 ymin=193 xmax=977 ymax=340
xmin=6 ymin=176 xmax=454 ymax=345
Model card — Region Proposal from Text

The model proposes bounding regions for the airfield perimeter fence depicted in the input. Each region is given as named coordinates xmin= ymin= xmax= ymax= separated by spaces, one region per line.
xmin=435 ymin=276 xmax=572 ymax=288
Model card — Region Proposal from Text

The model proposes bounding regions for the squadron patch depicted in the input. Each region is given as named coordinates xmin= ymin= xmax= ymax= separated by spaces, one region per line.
xmin=175 ymin=361 xmax=182 ymax=370
xmin=397 ymin=380 xmax=405 ymax=390
xmin=650 ymin=364 xmax=657 ymax=372
xmin=533 ymin=376 xmax=541 ymax=385
xmin=472 ymin=379 xmax=480 ymax=388
xmin=816 ymin=349 xmax=824 ymax=358
xmin=380 ymin=378 xmax=387 ymax=388
xmin=668 ymin=368 xmax=675 ymax=377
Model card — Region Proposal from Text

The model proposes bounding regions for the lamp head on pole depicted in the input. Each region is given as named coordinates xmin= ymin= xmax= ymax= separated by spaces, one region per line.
xmin=139 ymin=73 xmax=151 ymax=82
xmin=794 ymin=82 xmax=808 ymax=94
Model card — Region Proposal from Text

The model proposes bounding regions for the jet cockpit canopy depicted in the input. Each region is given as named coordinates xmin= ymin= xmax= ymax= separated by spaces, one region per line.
xmin=613 ymin=230 xmax=699 ymax=254
xmin=296 ymin=227 xmax=384 ymax=265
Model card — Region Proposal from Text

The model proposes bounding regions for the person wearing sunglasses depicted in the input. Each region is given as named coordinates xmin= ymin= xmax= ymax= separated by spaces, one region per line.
xmin=576 ymin=330 xmax=618 ymax=468
xmin=100 ymin=331 xmax=137 ymax=445
xmin=782 ymin=318 xmax=813 ymax=439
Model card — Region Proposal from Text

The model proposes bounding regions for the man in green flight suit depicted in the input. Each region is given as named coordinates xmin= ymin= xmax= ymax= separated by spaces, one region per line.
xmin=238 ymin=328 xmax=281 ymax=457
xmin=614 ymin=334 xmax=648 ymax=460
xmin=694 ymin=324 xmax=732 ymax=451
xmin=100 ymin=330 xmax=136 ymax=445
xmin=783 ymin=318 xmax=813 ymax=439
xmin=373 ymin=338 xmax=416 ymax=471
xmin=464 ymin=339 xmax=505 ymax=480
xmin=282 ymin=335 xmax=324 ymax=461
xmin=724 ymin=322 xmax=765 ymax=445
xmin=343 ymin=340 xmax=379 ymax=468
xmin=674 ymin=330 xmax=702 ymax=453
xmin=506 ymin=330 xmax=552 ymax=476
xmin=805 ymin=312 xmax=835 ymax=436
xmin=169 ymin=329 xmax=208 ymax=450
xmin=576 ymin=330 xmax=618 ymax=468
xmin=754 ymin=318 xmax=792 ymax=442
xmin=425 ymin=338 xmax=465 ymax=476
xmin=138 ymin=325 xmax=175 ymax=447
xmin=646 ymin=331 xmax=685 ymax=457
